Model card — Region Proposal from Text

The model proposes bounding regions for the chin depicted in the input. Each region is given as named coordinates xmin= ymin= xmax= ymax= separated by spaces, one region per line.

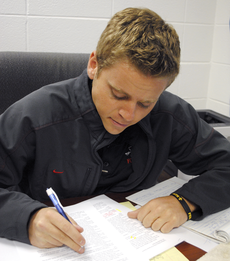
xmin=104 ymin=125 xmax=125 ymax=135
xmin=106 ymin=129 xmax=123 ymax=135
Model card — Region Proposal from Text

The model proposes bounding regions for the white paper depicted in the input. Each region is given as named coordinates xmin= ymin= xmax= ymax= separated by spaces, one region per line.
xmin=180 ymin=228 xmax=217 ymax=253
xmin=3 ymin=195 xmax=184 ymax=261
xmin=186 ymin=208 xmax=230 ymax=243
xmin=126 ymin=177 xmax=186 ymax=206
xmin=126 ymin=177 xmax=230 ymax=244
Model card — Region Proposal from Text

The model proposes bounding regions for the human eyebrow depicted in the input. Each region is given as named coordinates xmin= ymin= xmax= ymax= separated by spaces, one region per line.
xmin=109 ymin=82 xmax=157 ymax=107
xmin=109 ymin=83 xmax=128 ymax=95
xmin=137 ymin=100 xmax=156 ymax=109
xmin=109 ymin=84 xmax=130 ymax=99
xmin=139 ymin=99 xmax=156 ymax=104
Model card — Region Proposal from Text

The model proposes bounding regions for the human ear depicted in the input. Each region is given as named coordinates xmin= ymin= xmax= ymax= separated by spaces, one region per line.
xmin=87 ymin=51 xmax=98 ymax=80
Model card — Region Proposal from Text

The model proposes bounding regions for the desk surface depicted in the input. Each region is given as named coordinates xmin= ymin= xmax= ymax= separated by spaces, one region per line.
xmin=45 ymin=191 xmax=206 ymax=261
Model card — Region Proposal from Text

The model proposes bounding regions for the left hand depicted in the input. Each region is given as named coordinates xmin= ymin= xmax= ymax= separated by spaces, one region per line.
xmin=128 ymin=195 xmax=193 ymax=233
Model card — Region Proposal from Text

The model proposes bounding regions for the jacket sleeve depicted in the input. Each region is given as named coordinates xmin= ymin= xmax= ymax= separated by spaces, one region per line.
xmin=169 ymin=104 xmax=230 ymax=220
xmin=0 ymin=104 xmax=46 ymax=244
xmin=0 ymin=189 xmax=46 ymax=244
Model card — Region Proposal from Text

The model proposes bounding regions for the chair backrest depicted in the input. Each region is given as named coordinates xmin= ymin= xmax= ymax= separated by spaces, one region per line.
xmin=0 ymin=52 xmax=90 ymax=114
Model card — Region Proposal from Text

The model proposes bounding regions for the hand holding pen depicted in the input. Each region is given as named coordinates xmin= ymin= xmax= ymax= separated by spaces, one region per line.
xmin=28 ymin=188 xmax=85 ymax=253
xmin=46 ymin=187 xmax=72 ymax=223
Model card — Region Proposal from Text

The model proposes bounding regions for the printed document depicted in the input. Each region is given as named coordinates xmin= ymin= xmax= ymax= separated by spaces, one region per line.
xmin=9 ymin=195 xmax=184 ymax=261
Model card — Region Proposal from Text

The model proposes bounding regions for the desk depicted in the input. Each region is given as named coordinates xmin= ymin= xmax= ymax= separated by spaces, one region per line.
xmin=45 ymin=191 xmax=207 ymax=261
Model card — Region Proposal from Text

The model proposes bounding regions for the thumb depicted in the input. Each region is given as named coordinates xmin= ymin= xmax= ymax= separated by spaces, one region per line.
xmin=127 ymin=208 xmax=140 ymax=219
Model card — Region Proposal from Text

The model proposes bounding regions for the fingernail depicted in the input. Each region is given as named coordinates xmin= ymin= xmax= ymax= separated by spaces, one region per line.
xmin=79 ymin=245 xmax=85 ymax=254
xmin=80 ymin=239 xmax=85 ymax=247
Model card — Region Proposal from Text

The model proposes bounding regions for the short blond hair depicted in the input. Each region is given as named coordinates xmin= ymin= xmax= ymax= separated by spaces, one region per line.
xmin=96 ymin=7 xmax=180 ymax=85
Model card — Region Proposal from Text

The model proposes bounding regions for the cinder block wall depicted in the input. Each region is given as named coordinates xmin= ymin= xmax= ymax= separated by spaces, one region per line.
xmin=0 ymin=0 xmax=229 ymax=116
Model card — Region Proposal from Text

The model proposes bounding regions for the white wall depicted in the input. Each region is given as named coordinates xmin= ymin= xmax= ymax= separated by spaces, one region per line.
xmin=207 ymin=0 xmax=230 ymax=117
xmin=0 ymin=0 xmax=229 ymax=116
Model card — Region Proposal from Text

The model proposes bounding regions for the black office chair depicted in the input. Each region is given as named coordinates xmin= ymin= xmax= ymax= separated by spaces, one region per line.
xmin=0 ymin=52 xmax=90 ymax=114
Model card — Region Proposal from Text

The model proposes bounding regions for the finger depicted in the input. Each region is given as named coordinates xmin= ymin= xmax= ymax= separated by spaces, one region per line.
xmin=43 ymin=223 xmax=85 ymax=253
xmin=151 ymin=217 xmax=166 ymax=232
xmin=160 ymin=214 xmax=183 ymax=233
xmin=36 ymin=208 xmax=86 ymax=253
xmin=151 ymin=214 xmax=179 ymax=233
xmin=160 ymin=222 xmax=175 ymax=233
xmin=136 ymin=206 xmax=152 ymax=223
xmin=67 ymin=215 xmax=84 ymax=233
xmin=127 ymin=209 xmax=140 ymax=219
xmin=38 ymin=234 xmax=64 ymax=248
xmin=50 ymin=214 xmax=85 ymax=251
xmin=128 ymin=206 xmax=153 ymax=224
xmin=29 ymin=208 xmax=85 ymax=253
xmin=142 ymin=213 xmax=159 ymax=228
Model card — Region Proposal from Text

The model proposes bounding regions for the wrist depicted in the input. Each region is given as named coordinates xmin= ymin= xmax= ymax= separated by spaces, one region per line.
xmin=170 ymin=193 xmax=193 ymax=220
xmin=182 ymin=197 xmax=197 ymax=212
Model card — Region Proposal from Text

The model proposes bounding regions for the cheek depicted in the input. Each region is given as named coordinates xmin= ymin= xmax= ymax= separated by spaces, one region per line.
xmin=135 ymin=106 xmax=154 ymax=122
xmin=92 ymin=85 xmax=104 ymax=109
xmin=92 ymin=82 xmax=110 ymax=105
xmin=93 ymin=92 xmax=114 ymax=116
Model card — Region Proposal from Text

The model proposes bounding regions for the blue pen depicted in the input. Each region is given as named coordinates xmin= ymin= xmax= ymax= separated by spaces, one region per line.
xmin=46 ymin=187 xmax=72 ymax=224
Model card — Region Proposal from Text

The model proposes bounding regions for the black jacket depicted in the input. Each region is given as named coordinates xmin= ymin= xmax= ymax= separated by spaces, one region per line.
xmin=0 ymin=69 xmax=230 ymax=244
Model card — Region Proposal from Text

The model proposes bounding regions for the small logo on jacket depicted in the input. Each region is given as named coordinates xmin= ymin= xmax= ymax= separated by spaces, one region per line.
xmin=127 ymin=158 xmax=132 ymax=164
xmin=53 ymin=170 xmax=64 ymax=174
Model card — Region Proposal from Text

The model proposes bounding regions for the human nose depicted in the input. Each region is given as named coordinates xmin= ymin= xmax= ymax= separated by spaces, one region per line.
xmin=119 ymin=101 xmax=136 ymax=122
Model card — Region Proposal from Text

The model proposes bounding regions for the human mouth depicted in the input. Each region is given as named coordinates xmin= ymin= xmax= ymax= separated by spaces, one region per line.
xmin=110 ymin=118 xmax=128 ymax=128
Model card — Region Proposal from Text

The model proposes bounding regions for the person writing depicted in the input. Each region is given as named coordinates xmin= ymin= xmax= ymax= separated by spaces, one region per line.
xmin=0 ymin=8 xmax=230 ymax=255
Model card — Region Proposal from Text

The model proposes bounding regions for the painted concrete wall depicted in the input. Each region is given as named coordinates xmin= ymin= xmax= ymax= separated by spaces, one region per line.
xmin=1 ymin=0 xmax=229 ymax=116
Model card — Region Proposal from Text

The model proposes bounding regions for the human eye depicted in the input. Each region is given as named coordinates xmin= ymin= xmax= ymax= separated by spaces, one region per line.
xmin=138 ymin=100 xmax=156 ymax=109
xmin=111 ymin=88 xmax=127 ymax=100
xmin=138 ymin=102 xmax=151 ymax=109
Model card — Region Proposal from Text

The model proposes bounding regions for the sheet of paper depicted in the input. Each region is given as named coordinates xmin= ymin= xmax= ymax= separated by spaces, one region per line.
xmin=185 ymin=208 xmax=230 ymax=242
xmin=0 ymin=197 xmax=217 ymax=261
xmin=120 ymin=201 xmax=137 ymax=211
xmin=12 ymin=195 xmax=184 ymax=261
xmin=126 ymin=177 xmax=186 ymax=206
xmin=179 ymin=226 xmax=217 ymax=253
xmin=121 ymin=201 xmax=190 ymax=261
xmin=150 ymin=247 xmax=189 ymax=261
xmin=0 ymin=238 xmax=20 ymax=260
xmin=1 ymin=225 xmax=216 ymax=261
xmin=126 ymin=177 xmax=229 ymax=245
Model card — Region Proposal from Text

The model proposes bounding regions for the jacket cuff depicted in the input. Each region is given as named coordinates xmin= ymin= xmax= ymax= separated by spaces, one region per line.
xmin=173 ymin=188 xmax=203 ymax=220
xmin=12 ymin=202 xmax=47 ymax=244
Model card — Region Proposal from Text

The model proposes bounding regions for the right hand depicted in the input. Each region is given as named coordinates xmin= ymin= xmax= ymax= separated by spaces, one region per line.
xmin=28 ymin=208 xmax=85 ymax=254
